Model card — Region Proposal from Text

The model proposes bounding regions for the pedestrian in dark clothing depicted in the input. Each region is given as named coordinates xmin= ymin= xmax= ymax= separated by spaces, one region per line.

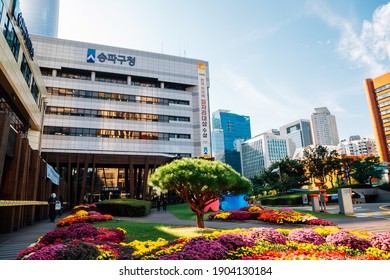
xmin=48 ymin=193 xmax=58 ymax=222
xmin=156 ymin=198 xmax=161 ymax=211
xmin=162 ymin=198 xmax=167 ymax=211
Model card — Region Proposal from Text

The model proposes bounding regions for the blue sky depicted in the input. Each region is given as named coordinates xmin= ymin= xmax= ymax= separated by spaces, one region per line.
xmin=58 ymin=0 xmax=390 ymax=141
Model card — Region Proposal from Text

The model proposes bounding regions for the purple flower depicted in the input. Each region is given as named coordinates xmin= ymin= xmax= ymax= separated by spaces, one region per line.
xmin=326 ymin=229 xmax=371 ymax=251
xmin=26 ymin=244 xmax=66 ymax=260
xmin=368 ymin=232 xmax=390 ymax=252
xmin=216 ymin=232 xmax=255 ymax=250
xmin=288 ymin=228 xmax=326 ymax=245
xmin=249 ymin=228 xmax=287 ymax=244
xmin=160 ymin=236 xmax=228 ymax=260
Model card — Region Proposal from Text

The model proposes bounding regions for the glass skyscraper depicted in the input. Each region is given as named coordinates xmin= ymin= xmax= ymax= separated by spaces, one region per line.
xmin=19 ymin=0 xmax=59 ymax=37
xmin=211 ymin=110 xmax=251 ymax=174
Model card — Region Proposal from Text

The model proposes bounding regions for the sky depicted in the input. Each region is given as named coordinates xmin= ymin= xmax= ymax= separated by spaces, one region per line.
xmin=57 ymin=0 xmax=390 ymax=141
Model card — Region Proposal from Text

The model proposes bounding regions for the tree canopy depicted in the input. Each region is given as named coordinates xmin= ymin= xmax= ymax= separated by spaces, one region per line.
xmin=149 ymin=158 xmax=252 ymax=228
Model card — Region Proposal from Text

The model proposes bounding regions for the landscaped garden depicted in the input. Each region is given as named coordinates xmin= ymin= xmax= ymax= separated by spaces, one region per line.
xmin=16 ymin=205 xmax=390 ymax=260
xmin=16 ymin=158 xmax=390 ymax=260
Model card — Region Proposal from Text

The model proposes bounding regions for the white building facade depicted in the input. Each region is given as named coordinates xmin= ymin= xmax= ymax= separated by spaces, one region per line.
xmin=241 ymin=132 xmax=293 ymax=179
xmin=32 ymin=35 xmax=211 ymax=158
xmin=310 ymin=107 xmax=339 ymax=146
xmin=339 ymin=138 xmax=378 ymax=157
xmin=30 ymin=35 xmax=211 ymax=203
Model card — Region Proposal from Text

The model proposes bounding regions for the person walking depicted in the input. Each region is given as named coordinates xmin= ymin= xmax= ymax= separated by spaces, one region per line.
xmin=48 ymin=193 xmax=58 ymax=222
xmin=162 ymin=198 xmax=167 ymax=211
xmin=319 ymin=190 xmax=327 ymax=213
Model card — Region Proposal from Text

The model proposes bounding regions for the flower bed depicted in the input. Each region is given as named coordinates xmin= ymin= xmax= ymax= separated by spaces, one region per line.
xmin=56 ymin=210 xmax=113 ymax=227
xmin=17 ymin=225 xmax=390 ymax=260
xmin=208 ymin=206 xmax=336 ymax=226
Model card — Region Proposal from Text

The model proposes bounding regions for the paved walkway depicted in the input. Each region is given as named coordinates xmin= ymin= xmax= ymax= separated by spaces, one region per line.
xmin=1 ymin=209 xmax=390 ymax=260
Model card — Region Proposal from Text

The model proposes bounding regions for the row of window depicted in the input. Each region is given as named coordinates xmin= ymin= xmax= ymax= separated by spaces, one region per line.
xmin=2 ymin=12 xmax=43 ymax=110
xmin=46 ymin=87 xmax=190 ymax=106
xmin=46 ymin=106 xmax=190 ymax=123
xmin=379 ymin=99 xmax=390 ymax=109
xmin=41 ymin=67 xmax=190 ymax=91
xmin=380 ymin=108 xmax=390 ymax=116
xmin=377 ymin=90 xmax=390 ymax=101
xmin=43 ymin=126 xmax=191 ymax=140
xmin=375 ymin=83 xmax=390 ymax=94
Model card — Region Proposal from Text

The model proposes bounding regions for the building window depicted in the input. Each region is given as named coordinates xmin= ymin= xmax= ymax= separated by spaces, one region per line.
xmin=20 ymin=54 xmax=32 ymax=86
xmin=46 ymin=87 xmax=190 ymax=107
xmin=3 ymin=15 xmax=20 ymax=61
xmin=0 ymin=0 xmax=4 ymax=23
xmin=43 ymin=126 xmax=190 ymax=141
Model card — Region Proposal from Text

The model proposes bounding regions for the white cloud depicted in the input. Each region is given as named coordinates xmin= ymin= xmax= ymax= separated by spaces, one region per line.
xmin=307 ymin=1 xmax=390 ymax=76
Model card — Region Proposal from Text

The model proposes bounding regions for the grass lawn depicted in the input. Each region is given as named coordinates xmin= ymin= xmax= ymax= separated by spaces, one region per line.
xmin=95 ymin=219 xmax=214 ymax=241
xmin=167 ymin=203 xmax=196 ymax=220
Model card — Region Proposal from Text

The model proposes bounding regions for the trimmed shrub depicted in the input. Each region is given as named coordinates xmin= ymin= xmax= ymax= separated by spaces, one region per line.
xmin=96 ymin=199 xmax=151 ymax=217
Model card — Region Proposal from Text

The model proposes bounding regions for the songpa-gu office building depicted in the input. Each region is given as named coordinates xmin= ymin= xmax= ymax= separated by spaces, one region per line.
xmin=31 ymin=35 xmax=211 ymax=205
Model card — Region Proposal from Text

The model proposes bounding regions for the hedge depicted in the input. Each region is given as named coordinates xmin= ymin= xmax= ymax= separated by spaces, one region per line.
xmin=96 ymin=199 xmax=151 ymax=217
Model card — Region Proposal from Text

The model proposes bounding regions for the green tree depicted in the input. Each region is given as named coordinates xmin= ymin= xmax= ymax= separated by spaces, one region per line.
xmin=270 ymin=158 xmax=308 ymax=192
xmin=350 ymin=156 xmax=384 ymax=186
xmin=149 ymin=158 xmax=252 ymax=228
xmin=302 ymin=145 xmax=338 ymax=188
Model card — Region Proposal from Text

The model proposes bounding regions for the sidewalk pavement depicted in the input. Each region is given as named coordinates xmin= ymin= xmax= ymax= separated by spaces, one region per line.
xmin=1 ymin=209 xmax=390 ymax=260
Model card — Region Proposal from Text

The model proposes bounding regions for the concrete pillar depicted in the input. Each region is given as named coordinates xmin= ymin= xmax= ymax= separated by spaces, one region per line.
xmin=311 ymin=196 xmax=320 ymax=212
xmin=338 ymin=188 xmax=354 ymax=215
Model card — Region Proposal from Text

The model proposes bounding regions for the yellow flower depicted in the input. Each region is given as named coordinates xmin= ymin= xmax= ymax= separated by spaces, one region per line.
xmin=365 ymin=247 xmax=390 ymax=259
xmin=313 ymin=227 xmax=339 ymax=236
xmin=96 ymin=245 xmax=116 ymax=260
xmin=116 ymin=227 xmax=127 ymax=234
xmin=129 ymin=238 xmax=169 ymax=256
xmin=213 ymin=212 xmax=232 ymax=220
xmin=74 ymin=210 xmax=89 ymax=217
xmin=248 ymin=206 xmax=262 ymax=212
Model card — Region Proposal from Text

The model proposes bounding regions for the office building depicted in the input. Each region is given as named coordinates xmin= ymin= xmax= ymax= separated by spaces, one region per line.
xmin=19 ymin=0 xmax=59 ymax=37
xmin=0 ymin=0 xmax=49 ymax=232
xmin=310 ymin=107 xmax=339 ymax=146
xmin=339 ymin=137 xmax=378 ymax=157
xmin=241 ymin=131 xmax=292 ymax=179
xmin=31 ymin=34 xmax=211 ymax=205
xmin=279 ymin=119 xmax=313 ymax=154
xmin=364 ymin=71 xmax=390 ymax=162
xmin=211 ymin=110 xmax=251 ymax=174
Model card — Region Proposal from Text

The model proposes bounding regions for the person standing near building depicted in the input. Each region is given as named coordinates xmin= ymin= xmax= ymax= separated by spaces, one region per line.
xmin=48 ymin=193 xmax=58 ymax=222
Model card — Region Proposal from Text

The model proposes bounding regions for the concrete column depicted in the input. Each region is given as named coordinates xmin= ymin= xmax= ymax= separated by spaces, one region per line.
xmin=91 ymin=71 xmax=96 ymax=81
xmin=127 ymin=75 xmax=132 ymax=85
xmin=338 ymin=188 xmax=354 ymax=215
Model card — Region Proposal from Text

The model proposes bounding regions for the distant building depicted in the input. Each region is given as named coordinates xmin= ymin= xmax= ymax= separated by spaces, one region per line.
xmin=349 ymin=135 xmax=361 ymax=141
xmin=279 ymin=119 xmax=313 ymax=155
xmin=310 ymin=107 xmax=339 ymax=146
xmin=339 ymin=138 xmax=378 ymax=157
xmin=211 ymin=110 xmax=251 ymax=174
xmin=241 ymin=131 xmax=293 ymax=179
xmin=364 ymin=71 xmax=390 ymax=162
xmin=292 ymin=145 xmax=341 ymax=160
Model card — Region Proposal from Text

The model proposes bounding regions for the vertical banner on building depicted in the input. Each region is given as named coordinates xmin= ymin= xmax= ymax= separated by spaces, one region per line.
xmin=46 ymin=163 xmax=59 ymax=185
xmin=198 ymin=63 xmax=211 ymax=158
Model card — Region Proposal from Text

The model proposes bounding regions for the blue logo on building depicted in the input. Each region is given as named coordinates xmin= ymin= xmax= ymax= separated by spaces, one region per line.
xmin=87 ymin=49 xmax=96 ymax=63
xmin=203 ymin=147 xmax=208 ymax=155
